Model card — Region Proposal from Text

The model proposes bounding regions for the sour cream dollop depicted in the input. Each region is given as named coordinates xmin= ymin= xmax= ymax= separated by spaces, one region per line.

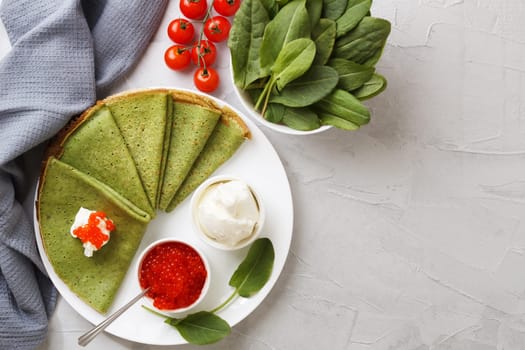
xmin=196 ymin=180 xmax=260 ymax=247
xmin=70 ymin=207 xmax=115 ymax=257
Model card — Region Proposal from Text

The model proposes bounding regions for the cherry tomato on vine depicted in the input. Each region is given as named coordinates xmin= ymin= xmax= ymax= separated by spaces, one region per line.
xmin=191 ymin=40 xmax=217 ymax=66
xmin=194 ymin=67 xmax=220 ymax=92
xmin=213 ymin=0 xmax=241 ymax=16
xmin=203 ymin=16 xmax=231 ymax=43
xmin=167 ymin=18 xmax=195 ymax=44
xmin=180 ymin=0 xmax=208 ymax=20
xmin=164 ymin=45 xmax=191 ymax=70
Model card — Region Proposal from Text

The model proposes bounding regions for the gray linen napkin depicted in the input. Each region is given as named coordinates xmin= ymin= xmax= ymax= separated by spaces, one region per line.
xmin=0 ymin=0 xmax=167 ymax=348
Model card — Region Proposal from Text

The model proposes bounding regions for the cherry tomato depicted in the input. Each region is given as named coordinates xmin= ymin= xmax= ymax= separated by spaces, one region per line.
xmin=194 ymin=67 xmax=220 ymax=92
xmin=164 ymin=45 xmax=191 ymax=70
xmin=179 ymin=0 xmax=208 ymax=20
xmin=167 ymin=18 xmax=195 ymax=44
xmin=203 ymin=16 xmax=231 ymax=43
xmin=213 ymin=0 xmax=241 ymax=16
xmin=191 ymin=40 xmax=217 ymax=66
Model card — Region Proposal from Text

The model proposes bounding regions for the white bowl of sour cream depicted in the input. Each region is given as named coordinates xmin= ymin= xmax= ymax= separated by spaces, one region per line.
xmin=190 ymin=175 xmax=265 ymax=251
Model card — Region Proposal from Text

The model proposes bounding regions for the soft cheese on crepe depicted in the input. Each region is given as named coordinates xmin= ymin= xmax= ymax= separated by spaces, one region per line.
xmin=70 ymin=207 xmax=115 ymax=257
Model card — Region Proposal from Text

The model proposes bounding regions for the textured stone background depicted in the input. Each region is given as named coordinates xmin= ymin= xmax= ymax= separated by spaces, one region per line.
xmin=3 ymin=0 xmax=525 ymax=349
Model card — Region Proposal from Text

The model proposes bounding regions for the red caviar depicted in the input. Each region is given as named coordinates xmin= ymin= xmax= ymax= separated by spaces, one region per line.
xmin=72 ymin=211 xmax=114 ymax=249
xmin=139 ymin=241 xmax=207 ymax=310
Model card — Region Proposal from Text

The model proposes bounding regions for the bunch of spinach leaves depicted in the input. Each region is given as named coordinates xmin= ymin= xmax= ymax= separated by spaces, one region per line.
xmin=144 ymin=237 xmax=275 ymax=345
xmin=228 ymin=0 xmax=390 ymax=131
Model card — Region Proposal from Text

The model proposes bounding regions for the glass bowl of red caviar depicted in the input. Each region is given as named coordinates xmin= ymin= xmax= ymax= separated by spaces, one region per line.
xmin=136 ymin=239 xmax=210 ymax=314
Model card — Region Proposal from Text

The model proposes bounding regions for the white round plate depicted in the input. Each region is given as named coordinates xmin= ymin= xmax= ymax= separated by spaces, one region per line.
xmin=34 ymin=89 xmax=293 ymax=345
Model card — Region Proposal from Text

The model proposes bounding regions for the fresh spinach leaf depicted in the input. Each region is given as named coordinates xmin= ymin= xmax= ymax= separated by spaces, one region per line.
xmin=312 ymin=18 xmax=336 ymax=65
xmin=322 ymin=0 xmax=348 ymax=20
xmin=328 ymin=58 xmax=374 ymax=91
xmin=255 ymin=38 xmax=316 ymax=113
xmin=361 ymin=42 xmax=386 ymax=67
xmin=352 ymin=73 xmax=387 ymax=100
xmin=333 ymin=16 xmax=391 ymax=65
xmin=260 ymin=0 xmax=311 ymax=74
xmin=229 ymin=237 xmax=275 ymax=297
xmin=319 ymin=112 xmax=360 ymax=130
xmin=282 ymin=107 xmax=321 ymax=131
xmin=314 ymin=89 xmax=370 ymax=125
xmin=230 ymin=0 xmax=389 ymax=131
xmin=271 ymin=38 xmax=316 ymax=90
xmin=246 ymin=87 xmax=263 ymax=102
xmin=306 ymin=0 xmax=323 ymax=28
xmin=336 ymin=0 xmax=372 ymax=37
xmin=264 ymin=103 xmax=285 ymax=123
xmin=166 ymin=311 xmax=231 ymax=345
xmin=260 ymin=0 xmax=279 ymax=17
xmin=229 ymin=0 xmax=270 ymax=89
xmin=270 ymin=65 xmax=338 ymax=107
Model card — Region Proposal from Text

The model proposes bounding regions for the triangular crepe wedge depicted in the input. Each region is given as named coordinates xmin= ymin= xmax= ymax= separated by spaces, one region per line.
xmin=104 ymin=89 xmax=171 ymax=208
xmin=166 ymin=105 xmax=251 ymax=211
xmin=158 ymin=91 xmax=222 ymax=211
xmin=36 ymin=157 xmax=151 ymax=313
xmin=46 ymin=104 xmax=155 ymax=217
xmin=156 ymin=96 xmax=174 ymax=208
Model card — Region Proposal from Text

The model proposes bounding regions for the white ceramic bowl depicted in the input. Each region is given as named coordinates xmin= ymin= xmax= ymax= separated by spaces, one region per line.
xmin=231 ymin=74 xmax=332 ymax=136
xmin=136 ymin=238 xmax=210 ymax=315
xmin=190 ymin=175 xmax=265 ymax=251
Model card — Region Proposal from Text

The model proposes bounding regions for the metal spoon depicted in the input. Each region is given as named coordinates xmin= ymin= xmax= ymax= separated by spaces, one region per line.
xmin=78 ymin=288 xmax=149 ymax=347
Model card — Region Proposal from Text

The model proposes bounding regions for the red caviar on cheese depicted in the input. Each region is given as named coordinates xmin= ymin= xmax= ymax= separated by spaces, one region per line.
xmin=70 ymin=207 xmax=115 ymax=257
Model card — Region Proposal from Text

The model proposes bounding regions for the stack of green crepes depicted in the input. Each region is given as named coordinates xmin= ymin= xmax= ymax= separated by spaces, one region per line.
xmin=36 ymin=89 xmax=250 ymax=313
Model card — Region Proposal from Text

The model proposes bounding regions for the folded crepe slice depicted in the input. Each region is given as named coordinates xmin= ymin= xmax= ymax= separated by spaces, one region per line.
xmin=156 ymin=96 xmax=173 ymax=208
xmin=46 ymin=104 xmax=154 ymax=217
xmin=104 ymin=89 xmax=171 ymax=208
xmin=158 ymin=91 xmax=221 ymax=211
xmin=167 ymin=106 xmax=251 ymax=211
xmin=37 ymin=157 xmax=151 ymax=313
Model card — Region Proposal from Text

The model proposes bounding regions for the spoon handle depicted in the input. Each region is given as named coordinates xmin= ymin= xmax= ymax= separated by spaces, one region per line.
xmin=78 ymin=288 xmax=149 ymax=347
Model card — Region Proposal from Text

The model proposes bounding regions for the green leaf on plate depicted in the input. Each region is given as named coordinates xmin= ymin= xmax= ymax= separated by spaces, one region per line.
xmin=165 ymin=311 xmax=231 ymax=345
xmin=229 ymin=237 xmax=275 ymax=297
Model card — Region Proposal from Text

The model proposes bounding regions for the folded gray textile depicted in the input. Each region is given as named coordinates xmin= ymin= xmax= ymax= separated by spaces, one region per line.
xmin=0 ymin=0 xmax=167 ymax=348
